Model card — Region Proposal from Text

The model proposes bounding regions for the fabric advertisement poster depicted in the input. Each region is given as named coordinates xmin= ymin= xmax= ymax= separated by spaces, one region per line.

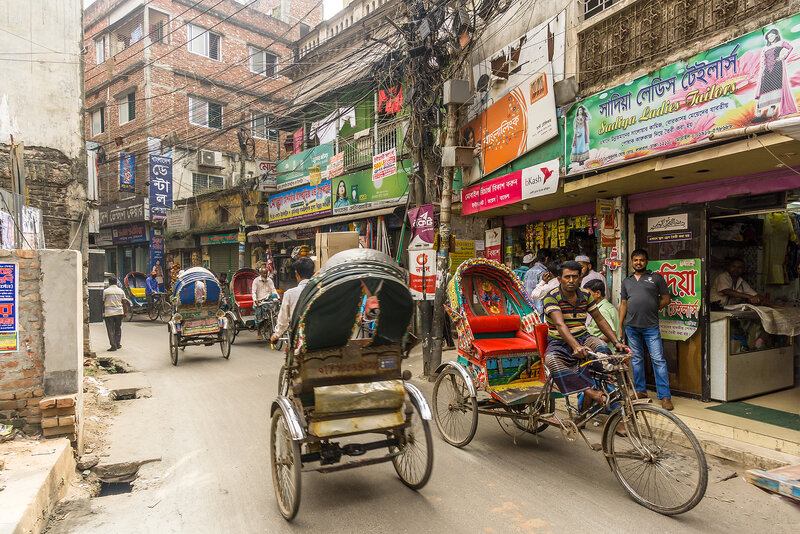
xmin=0 ymin=262 xmax=18 ymax=352
xmin=407 ymin=204 xmax=435 ymax=247
xmin=648 ymin=259 xmax=701 ymax=341
xmin=331 ymin=160 xmax=409 ymax=215
xmin=408 ymin=248 xmax=436 ymax=300
xmin=293 ymin=128 xmax=304 ymax=154
xmin=21 ymin=206 xmax=44 ymax=249
xmin=485 ymin=228 xmax=502 ymax=262
xmin=148 ymin=154 xmax=173 ymax=221
xmin=268 ymin=180 xmax=332 ymax=226
xmin=461 ymin=159 xmax=560 ymax=215
xmin=566 ymin=12 xmax=800 ymax=175
xmin=372 ymin=148 xmax=397 ymax=181
xmin=328 ymin=152 xmax=344 ymax=178
xmin=276 ymin=143 xmax=334 ymax=191
xmin=119 ymin=152 xmax=135 ymax=192
xmin=0 ymin=211 xmax=14 ymax=250
xmin=450 ymin=240 xmax=476 ymax=275
xmin=150 ymin=228 xmax=165 ymax=273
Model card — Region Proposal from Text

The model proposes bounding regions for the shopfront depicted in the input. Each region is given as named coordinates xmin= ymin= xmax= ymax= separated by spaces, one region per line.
xmin=200 ymin=232 xmax=252 ymax=281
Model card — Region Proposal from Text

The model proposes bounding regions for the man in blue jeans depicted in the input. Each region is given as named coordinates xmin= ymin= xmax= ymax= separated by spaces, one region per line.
xmin=619 ymin=249 xmax=673 ymax=410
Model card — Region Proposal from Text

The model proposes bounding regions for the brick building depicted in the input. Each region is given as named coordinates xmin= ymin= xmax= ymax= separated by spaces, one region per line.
xmin=83 ymin=0 xmax=321 ymax=277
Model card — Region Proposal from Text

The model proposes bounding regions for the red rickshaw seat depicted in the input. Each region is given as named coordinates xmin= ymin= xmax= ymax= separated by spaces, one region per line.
xmin=466 ymin=315 xmax=538 ymax=357
xmin=236 ymin=295 xmax=254 ymax=309
xmin=467 ymin=315 xmax=520 ymax=333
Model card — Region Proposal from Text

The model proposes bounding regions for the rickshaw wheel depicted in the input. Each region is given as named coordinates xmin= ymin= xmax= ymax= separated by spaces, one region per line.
xmin=220 ymin=328 xmax=232 ymax=359
xmin=603 ymin=404 xmax=707 ymax=515
xmin=270 ymin=410 xmax=301 ymax=520
xmin=126 ymin=309 xmax=134 ymax=322
xmin=277 ymin=365 xmax=289 ymax=396
xmin=169 ymin=331 xmax=179 ymax=366
xmin=390 ymin=398 xmax=433 ymax=490
xmin=509 ymin=397 xmax=555 ymax=435
xmin=432 ymin=367 xmax=478 ymax=447
xmin=225 ymin=312 xmax=238 ymax=345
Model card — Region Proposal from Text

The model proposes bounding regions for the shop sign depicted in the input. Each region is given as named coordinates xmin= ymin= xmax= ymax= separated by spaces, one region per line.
xmin=566 ymin=13 xmax=800 ymax=175
xmin=166 ymin=207 xmax=190 ymax=233
xmin=647 ymin=231 xmax=693 ymax=243
xmin=150 ymin=228 xmax=164 ymax=273
xmin=408 ymin=248 xmax=436 ymax=300
xmin=648 ymin=259 xmax=701 ymax=341
xmin=485 ymin=228 xmax=502 ymax=262
xmin=461 ymin=159 xmax=560 ymax=215
xmin=276 ymin=143 xmax=334 ymax=191
xmin=257 ymin=160 xmax=277 ymax=174
xmin=372 ymin=148 xmax=396 ymax=182
xmin=119 ymin=153 xmax=135 ymax=192
xmin=200 ymin=233 xmax=238 ymax=246
xmin=408 ymin=204 xmax=435 ymax=248
xmin=450 ymin=240 xmax=476 ymax=275
xmin=268 ymin=180 xmax=332 ymax=226
xmin=331 ymin=160 xmax=409 ymax=215
xmin=111 ymin=222 xmax=148 ymax=244
xmin=96 ymin=228 xmax=113 ymax=247
xmin=647 ymin=213 xmax=688 ymax=232
xmin=99 ymin=198 xmax=148 ymax=227
xmin=328 ymin=152 xmax=344 ymax=178
xmin=0 ymin=262 xmax=18 ymax=352
xmin=148 ymin=154 xmax=173 ymax=221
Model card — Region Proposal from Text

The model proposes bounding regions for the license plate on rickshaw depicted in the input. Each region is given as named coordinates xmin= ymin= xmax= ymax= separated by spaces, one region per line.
xmin=183 ymin=318 xmax=219 ymax=335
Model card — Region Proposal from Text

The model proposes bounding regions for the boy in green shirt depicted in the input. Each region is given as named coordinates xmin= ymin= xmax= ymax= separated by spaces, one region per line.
xmin=584 ymin=279 xmax=619 ymax=348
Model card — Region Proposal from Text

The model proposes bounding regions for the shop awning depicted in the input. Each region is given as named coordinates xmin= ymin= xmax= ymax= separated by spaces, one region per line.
xmin=248 ymin=206 xmax=401 ymax=241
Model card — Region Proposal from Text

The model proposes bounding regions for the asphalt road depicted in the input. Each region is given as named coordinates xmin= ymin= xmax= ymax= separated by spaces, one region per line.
xmin=49 ymin=321 xmax=800 ymax=533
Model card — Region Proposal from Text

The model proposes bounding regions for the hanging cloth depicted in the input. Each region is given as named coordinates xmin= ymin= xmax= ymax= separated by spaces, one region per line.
xmin=379 ymin=86 xmax=403 ymax=114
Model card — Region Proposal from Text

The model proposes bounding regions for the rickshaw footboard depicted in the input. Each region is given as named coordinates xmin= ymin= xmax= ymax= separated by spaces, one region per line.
xmin=310 ymin=453 xmax=397 ymax=473
xmin=300 ymin=436 xmax=399 ymax=466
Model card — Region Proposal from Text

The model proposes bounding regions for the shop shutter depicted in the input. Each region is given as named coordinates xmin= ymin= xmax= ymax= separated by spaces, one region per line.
xmin=210 ymin=245 xmax=234 ymax=279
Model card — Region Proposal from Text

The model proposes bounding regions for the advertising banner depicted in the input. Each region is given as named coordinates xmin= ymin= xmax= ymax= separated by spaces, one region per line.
xmin=111 ymin=223 xmax=148 ymax=244
xmin=293 ymin=128 xmax=303 ymax=154
xmin=372 ymin=148 xmax=396 ymax=181
xmin=450 ymin=240 xmax=476 ymax=275
xmin=407 ymin=204 xmax=435 ymax=247
xmin=485 ymin=228 xmax=502 ymax=262
xmin=0 ymin=211 xmax=14 ymax=250
xmin=328 ymin=152 xmax=344 ymax=178
xmin=566 ymin=13 xmax=800 ymax=175
xmin=331 ymin=160 xmax=409 ymax=215
xmin=408 ymin=248 xmax=436 ymax=300
xmin=149 ymin=228 xmax=164 ymax=273
xmin=268 ymin=180 xmax=332 ymax=226
xmin=119 ymin=153 xmax=135 ymax=192
xmin=648 ymin=259 xmax=701 ymax=341
xmin=461 ymin=158 xmax=560 ymax=215
xmin=0 ymin=262 xmax=18 ymax=352
xmin=276 ymin=143 xmax=334 ymax=191
xmin=148 ymin=154 xmax=173 ymax=221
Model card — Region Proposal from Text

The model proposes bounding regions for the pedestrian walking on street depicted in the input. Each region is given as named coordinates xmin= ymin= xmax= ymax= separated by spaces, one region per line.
xmin=103 ymin=277 xmax=127 ymax=352
xmin=619 ymin=249 xmax=673 ymax=410
xmin=271 ymin=257 xmax=315 ymax=344
xmin=522 ymin=248 xmax=552 ymax=316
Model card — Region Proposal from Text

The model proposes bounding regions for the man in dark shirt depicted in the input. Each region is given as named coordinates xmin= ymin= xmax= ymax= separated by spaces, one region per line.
xmin=619 ymin=249 xmax=673 ymax=410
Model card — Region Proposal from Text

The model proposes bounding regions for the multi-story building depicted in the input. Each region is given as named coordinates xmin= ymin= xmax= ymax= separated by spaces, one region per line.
xmin=84 ymin=0 xmax=321 ymax=278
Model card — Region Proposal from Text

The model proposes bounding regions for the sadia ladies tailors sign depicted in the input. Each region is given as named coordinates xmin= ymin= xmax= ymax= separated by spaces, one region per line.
xmin=566 ymin=12 xmax=800 ymax=175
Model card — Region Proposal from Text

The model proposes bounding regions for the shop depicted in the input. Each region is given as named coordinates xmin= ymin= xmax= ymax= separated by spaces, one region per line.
xmin=107 ymin=222 xmax=151 ymax=276
xmin=200 ymin=231 xmax=253 ymax=281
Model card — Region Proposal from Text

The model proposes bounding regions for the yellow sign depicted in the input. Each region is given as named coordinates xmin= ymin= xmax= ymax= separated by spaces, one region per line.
xmin=308 ymin=166 xmax=322 ymax=186
xmin=450 ymin=240 xmax=476 ymax=275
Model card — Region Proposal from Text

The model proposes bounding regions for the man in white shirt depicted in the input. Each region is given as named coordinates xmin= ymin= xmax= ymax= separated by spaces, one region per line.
xmin=271 ymin=257 xmax=315 ymax=344
xmin=102 ymin=277 xmax=127 ymax=351
xmin=252 ymin=265 xmax=277 ymax=340
xmin=711 ymin=257 xmax=763 ymax=307
xmin=528 ymin=262 xmax=560 ymax=302
xmin=576 ymin=254 xmax=607 ymax=293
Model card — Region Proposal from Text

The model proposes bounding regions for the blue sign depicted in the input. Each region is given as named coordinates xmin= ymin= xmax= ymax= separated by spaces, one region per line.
xmin=148 ymin=154 xmax=173 ymax=221
xmin=150 ymin=228 xmax=165 ymax=274
xmin=111 ymin=223 xmax=148 ymax=244
xmin=0 ymin=262 xmax=18 ymax=352
xmin=120 ymin=153 xmax=135 ymax=192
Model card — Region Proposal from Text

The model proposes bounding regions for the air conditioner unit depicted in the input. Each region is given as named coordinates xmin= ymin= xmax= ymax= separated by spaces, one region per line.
xmin=232 ymin=171 xmax=242 ymax=184
xmin=198 ymin=150 xmax=221 ymax=167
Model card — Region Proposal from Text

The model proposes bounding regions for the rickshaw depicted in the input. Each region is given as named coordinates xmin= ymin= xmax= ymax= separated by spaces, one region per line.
xmin=123 ymin=271 xmax=149 ymax=320
xmin=167 ymin=267 xmax=234 ymax=366
xmin=226 ymin=268 xmax=280 ymax=343
xmin=270 ymin=249 xmax=433 ymax=521
xmin=434 ymin=258 xmax=707 ymax=515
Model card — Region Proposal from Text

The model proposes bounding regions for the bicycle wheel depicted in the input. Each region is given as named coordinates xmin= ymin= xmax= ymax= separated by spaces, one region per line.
xmin=603 ymin=404 xmax=707 ymax=515
xmin=511 ymin=396 xmax=554 ymax=434
xmin=220 ymin=327 xmax=232 ymax=359
xmin=148 ymin=303 xmax=159 ymax=321
xmin=159 ymin=298 xmax=171 ymax=319
xmin=391 ymin=396 xmax=433 ymax=490
xmin=169 ymin=331 xmax=179 ymax=366
xmin=270 ymin=410 xmax=301 ymax=520
xmin=432 ymin=367 xmax=478 ymax=447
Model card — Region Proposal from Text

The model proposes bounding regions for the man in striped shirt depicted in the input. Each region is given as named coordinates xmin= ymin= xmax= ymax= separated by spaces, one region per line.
xmin=542 ymin=261 xmax=626 ymax=405
xmin=103 ymin=277 xmax=127 ymax=351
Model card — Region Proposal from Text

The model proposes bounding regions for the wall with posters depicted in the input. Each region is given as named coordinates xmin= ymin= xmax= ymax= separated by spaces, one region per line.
xmin=565 ymin=12 xmax=800 ymax=175
xmin=268 ymin=180 xmax=332 ymax=226
xmin=276 ymin=143 xmax=334 ymax=191
xmin=331 ymin=159 xmax=410 ymax=215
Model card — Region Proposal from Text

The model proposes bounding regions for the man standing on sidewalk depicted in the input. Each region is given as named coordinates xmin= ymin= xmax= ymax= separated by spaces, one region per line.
xmin=619 ymin=249 xmax=673 ymax=410
xmin=103 ymin=277 xmax=126 ymax=352
xmin=523 ymin=248 xmax=552 ymax=315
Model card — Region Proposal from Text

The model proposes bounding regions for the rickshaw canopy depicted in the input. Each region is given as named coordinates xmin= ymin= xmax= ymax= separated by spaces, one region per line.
xmin=173 ymin=267 xmax=221 ymax=306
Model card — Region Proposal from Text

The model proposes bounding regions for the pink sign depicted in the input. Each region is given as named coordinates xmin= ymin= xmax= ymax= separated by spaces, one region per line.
xmin=462 ymin=172 xmax=522 ymax=215
xmin=485 ymin=228 xmax=502 ymax=262
xmin=408 ymin=204 xmax=435 ymax=245
xmin=293 ymin=128 xmax=304 ymax=154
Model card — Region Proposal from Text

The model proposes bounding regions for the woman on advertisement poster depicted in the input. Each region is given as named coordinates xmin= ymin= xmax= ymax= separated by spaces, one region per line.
xmin=571 ymin=106 xmax=591 ymax=164
xmin=755 ymin=28 xmax=798 ymax=119
xmin=334 ymin=179 xmax=350 ymax=208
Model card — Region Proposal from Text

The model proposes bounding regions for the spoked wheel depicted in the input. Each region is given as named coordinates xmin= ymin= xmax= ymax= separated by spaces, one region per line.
xmin=432 ymin=367 xmax=478 ymax=447
xmin=511 ymin=396 xmax=555 ymax=434
xmin=148 ymin=304 xmax=159 ymax=321
xmin=390 ymin=398 xmax=433 ymax=490
xmin=270 ymin=410 xmax=301 ymax=520
xmin=159 ymin=299 xmax=171 ymax=319
xmin=169 ymin=331 xmax=179 ymax=366
xmin=603 ymin=404 xmax=708 ymax=515
xmin=496 ymin=396 xmax=554 ymax=436
xmin=226 ymin=313 xmax=238 ymax=345
xmin=220 ymin=328 xmax=232 ymax=359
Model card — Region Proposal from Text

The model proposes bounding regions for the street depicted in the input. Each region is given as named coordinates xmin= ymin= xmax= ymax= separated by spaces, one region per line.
xmin=46 ymin=321 xmax=800 ymax=533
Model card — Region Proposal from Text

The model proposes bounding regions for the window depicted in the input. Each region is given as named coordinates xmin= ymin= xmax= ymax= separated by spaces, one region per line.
xmin=95 ymin=35 xmax=107 ymax=64
xmin=251 ymin=113 xmax=277 ymax=140
xmin=119 ymin=91 xmax=135 ymax=125
xmin=300 ymin=23 xmax=310 ymax=38
xmin=149 ymin=9 xmax=169 ymax=44
xmin=249 ymin=46 xmax=278 ymax=77
xmin=584 ymin=0 xmax=616 ymax=20
xmin=91 ymin=107 xmax=105 ymax=136
xmin=189 ymin=97 xmax=222 ymax=129
xmin=112 ymin=15 xmax=144 ymax=55
xmin=188 ymin=24 xmax=220 ymax=60
xmin=192 ymin=173 xmax=224 ymax=195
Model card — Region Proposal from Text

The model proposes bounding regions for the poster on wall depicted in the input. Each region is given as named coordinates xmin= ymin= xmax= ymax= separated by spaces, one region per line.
xmin=461 ymin=159 xmax=560 ymax=215
xmin=648 ymin=259 xmax=701 ymax=341
xmin=276 ymin=143 xmax=334 ymax=191
xmin=407 ymin=204 xmax=435 ymax=248
xmin=268 ymin=180 xmax=332 ymax=226
xmin=450 ymin=240 xmax=476 ymax=275
xmin=0 ymin=211 xmax=14 ymax=250
xmin=148 ymin=154 xmax=173 ymax=221
xmin=119 ymin=153 xmax=135 ymax=192
xmin=331 ymin=160 xmax=409 ymax=215
xmin=150 ymin=228 xmax=164 ymax=273
xmin=372 ymin=148 xmax=396 ymax=181
xmin=0 ymin=262 xmax=18 ymax=352
xmin=485 ymin=228 xmax=502 ymax=262
xmin=408 ymin=248 xmax=436 ymax=300
xmin=566 ymin=13 xmax=800 ymax=175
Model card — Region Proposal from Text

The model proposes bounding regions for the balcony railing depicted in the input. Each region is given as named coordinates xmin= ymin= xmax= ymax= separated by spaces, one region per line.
xmin=338 ymin=116 xmax=409 ymax=173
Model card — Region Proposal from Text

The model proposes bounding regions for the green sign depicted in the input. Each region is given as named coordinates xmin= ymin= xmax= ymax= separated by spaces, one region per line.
xmin=201 ymin=233 xmax=238 ymax=245
xmin=566 ymin=13 xmax=800 ymax=175
xmin=648 ymin=259 xmax=701 ymax=341
xmin=331 ymin=159 xmax=410 ymax=215
xmin=276 ymin=143 xmax=334 ymax=191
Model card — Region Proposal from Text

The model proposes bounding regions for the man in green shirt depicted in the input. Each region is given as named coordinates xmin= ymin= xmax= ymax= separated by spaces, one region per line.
xmin=584 ymin=279 xmax=619 ymax=348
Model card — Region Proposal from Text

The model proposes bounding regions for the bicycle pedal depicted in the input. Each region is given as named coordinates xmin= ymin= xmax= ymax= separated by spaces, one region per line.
xmin=590 ymin=442 xmax=602 ymax=451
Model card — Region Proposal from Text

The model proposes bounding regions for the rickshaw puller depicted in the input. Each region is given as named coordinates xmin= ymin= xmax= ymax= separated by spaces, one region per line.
xmin=542 ymin=261 xmax=627 ymax=407
xmin=271 ymin=257 xmax=314 ymax=344
xmin=252 ymin=265 xmax=277 ymax=340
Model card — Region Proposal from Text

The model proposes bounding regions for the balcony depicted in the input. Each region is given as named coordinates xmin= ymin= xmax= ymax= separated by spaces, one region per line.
xmin=338 ymin=116 xmax=409 ymax=172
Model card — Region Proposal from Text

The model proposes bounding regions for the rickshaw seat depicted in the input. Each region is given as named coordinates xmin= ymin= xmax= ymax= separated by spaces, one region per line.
xmin=533 ymin=322 xmax=549 ymax=354
xmin=468 ymin=315 xmax=520 ymax=334
xmin=467 ymin=315 xmax=538 ymax=357
xmin=236 ymin=295 xmax=254 ymax=309
xmin=129 ymin=288 xmax=146 ymax=298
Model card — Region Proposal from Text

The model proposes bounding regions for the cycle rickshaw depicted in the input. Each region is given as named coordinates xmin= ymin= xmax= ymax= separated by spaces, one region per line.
xmin=270 ymin=249 xmax=433 ymax=520
xmin=167 ymin=267 xmax=234 ymax=365
xmin=122 ymin=271 xmax=149 ymax=320
xmin=433 ymin=258 xmax=707 ymax=515
xmin=226 ymin=267 xmax=280 ymax=344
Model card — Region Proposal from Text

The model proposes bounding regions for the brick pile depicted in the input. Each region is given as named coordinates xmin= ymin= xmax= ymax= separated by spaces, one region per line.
xmin=39 ymin=395 xmax=78 ymax=443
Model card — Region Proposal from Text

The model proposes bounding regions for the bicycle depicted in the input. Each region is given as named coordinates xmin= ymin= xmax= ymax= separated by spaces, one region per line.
xmin=148 ymin=292 xmax=172 ymax=321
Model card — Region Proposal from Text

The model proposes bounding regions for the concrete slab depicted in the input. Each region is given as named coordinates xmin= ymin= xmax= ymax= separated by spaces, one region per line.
xmin=0 ymin=438 xmax=74 ymax=534
xmin=92 ymin=398 xmax=161 ymax=482
xmin=99 ymin=373 xmax=151 ymax=400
